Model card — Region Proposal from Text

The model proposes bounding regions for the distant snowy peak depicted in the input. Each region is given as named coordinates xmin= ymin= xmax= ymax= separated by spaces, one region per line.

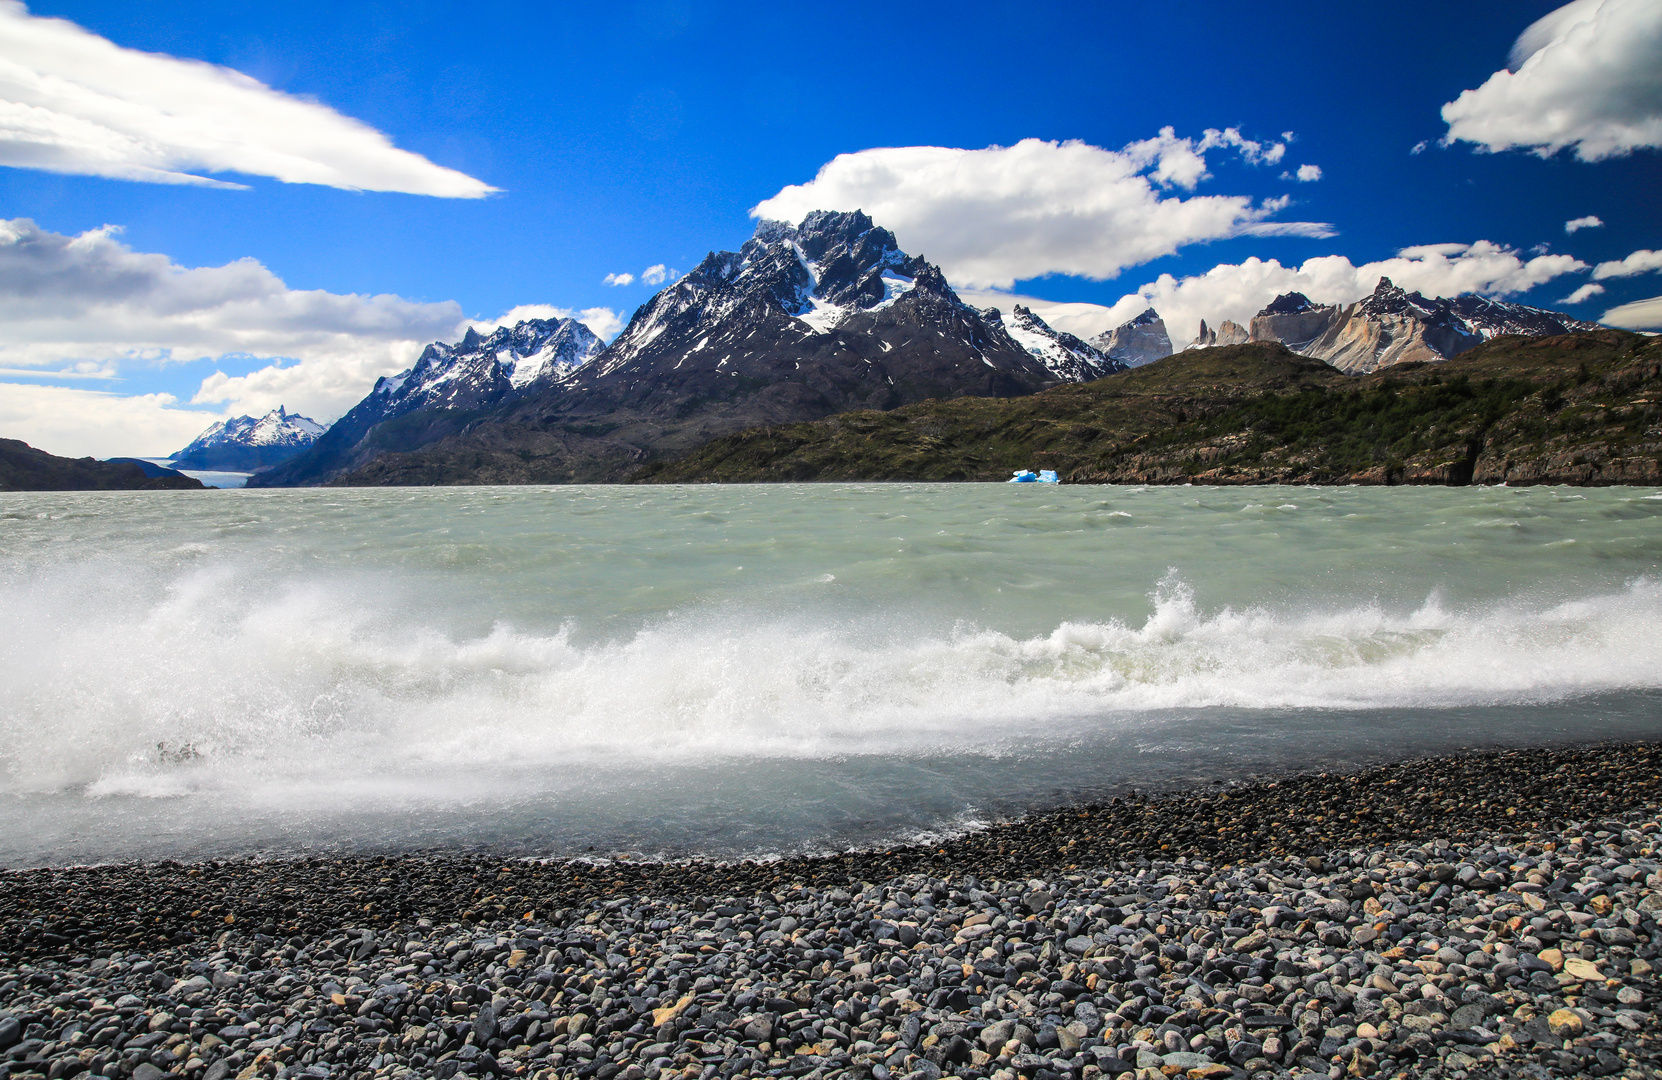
xmin=992 ymin=304 xmax=1124 ymax=382
xmin=171 ymin=406 xmax=325 ymax=471
xmin=375 ymin=317 xmax=604 ymax=408
xmin=1091 ymin=308 xmax=1173 ymax=367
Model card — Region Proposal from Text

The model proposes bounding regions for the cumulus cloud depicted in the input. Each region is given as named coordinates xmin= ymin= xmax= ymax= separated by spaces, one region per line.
xmin=750 ymin=132 xmax=1333 ymax=289
xmin=1602 ymin=295 xmax=1662 ymax=329
xmin=604 ymin=272 xmax=634 ymax=286
xmin=0 ymin=1 xmax=496 ymax=195
xmin=1565 ymin=215 xmax=1604 ymax=233
xmin=962 ymin=241 xmax=1587 ymax=344
xmin=1592 ymin=249 xmax=1662 ymax=279
xmin=1441 ymin=0 xmax=1662 ymax=162
xmin=0 ymin=217 xmax=464 ymax=414
xmin=0 ymin=219 xmax=621 ymax=454
xmin=1560 ymin=283 xmax=1607 ymax=304
xmin=1294 ymin=164 xmax=1322 ymax=182
xmin=641 ymin=264 xmax=672 ymax=285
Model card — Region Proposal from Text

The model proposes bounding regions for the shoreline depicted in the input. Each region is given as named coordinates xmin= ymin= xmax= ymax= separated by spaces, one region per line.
xmin=4 ymin=742 xmax=1662 ymax=1080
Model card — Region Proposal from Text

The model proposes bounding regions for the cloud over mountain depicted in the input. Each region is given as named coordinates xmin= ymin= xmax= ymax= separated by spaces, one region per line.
xmin=1602 ymin=295 xmax=1662 ymax=329
xmin=751 ymin=133 xmax=1333 ymax=290
xmin=0 ymin=219 xmax=618 ymax=454
xmin=0 ymin=1 xmax=497 ymax=194
xmin=1442 ymin=0 xmax=1662 ymax=162
xmin=963 ymin=241 xmax=1587 ymax=345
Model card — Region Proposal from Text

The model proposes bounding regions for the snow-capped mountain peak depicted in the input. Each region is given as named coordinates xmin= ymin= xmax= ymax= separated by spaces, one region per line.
xmin=170 ymin=406 xmax=326 ymax=471
xmin=599 ymin=210 xmax=971 ymax=373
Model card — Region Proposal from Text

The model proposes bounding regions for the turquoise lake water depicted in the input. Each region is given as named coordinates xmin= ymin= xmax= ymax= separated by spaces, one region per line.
xmin=2 ymin=483 xmax=1660 ymax=865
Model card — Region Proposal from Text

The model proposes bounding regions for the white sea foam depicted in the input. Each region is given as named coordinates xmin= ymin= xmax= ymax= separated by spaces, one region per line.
xmin=2 ymin=558 xmax=1659 ymax=808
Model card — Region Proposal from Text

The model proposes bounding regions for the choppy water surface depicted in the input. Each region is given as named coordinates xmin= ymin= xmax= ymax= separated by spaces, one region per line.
xmin=2 ymin=483 xmax=1660 ymax=866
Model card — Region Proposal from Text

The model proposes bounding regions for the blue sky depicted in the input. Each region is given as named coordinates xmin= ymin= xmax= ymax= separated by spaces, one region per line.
xmin=1 ymin=0 xmax=1659 ymax=455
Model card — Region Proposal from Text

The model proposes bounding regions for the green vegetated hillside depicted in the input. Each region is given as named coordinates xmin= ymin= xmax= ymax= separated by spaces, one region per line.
xmin=633 ymin=330 xmax=1662 ymax=486
xmin=0 ymin=439 xmax=205 ymax=492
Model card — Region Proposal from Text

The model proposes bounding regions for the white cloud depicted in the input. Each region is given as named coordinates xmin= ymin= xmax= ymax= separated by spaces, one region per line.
xmin=641 ymin=264 xmax=670 ymax=285
xmin=750 ymin=132 xmax=1334 ymax=290
xmin=604 ymin=272 xmax=635 ymax=286
xmin=963 ymin=241 xmax=1588 ymax=345
xmin=1441 ymin=0 xmax=1662 ymax=162
xmin=0 ymin=1 xmax=496 ymax=195
xmin=0 ymin=219 xmax=618 ymax=454
xmin=1565 ymin=215 xmax=1604 ymax=233
xmin=1560 ymin=283 xmax=1607 ymax=304
xmin=1592 ymin=249 xmax=1662 ymax=279
xmin=0 ymin=383 xmax=222 ymax=457
xmin=0 ymin=217 xmax=464 ymax=422
xmin=1602 ymin=295 xmax=1662 ymax=329
xmin=1294 ymin=164 xmax=1322 ymax=182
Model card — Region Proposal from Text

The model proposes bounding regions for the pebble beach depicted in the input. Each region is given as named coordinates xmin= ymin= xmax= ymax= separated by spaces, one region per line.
xmin=5 ymin=742 xmax=1662 ymax=1080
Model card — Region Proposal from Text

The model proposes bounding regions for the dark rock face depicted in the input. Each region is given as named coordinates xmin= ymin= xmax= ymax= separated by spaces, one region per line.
xmin=251 ymin=318 xmax=603 ymax=487
xmin=170 ymin=406 xmax=325 ymax=472
xmin=0 ymin=440 xmax=205 ymax=491
xmin=312 ymin=211 xmax=1066 ymax=485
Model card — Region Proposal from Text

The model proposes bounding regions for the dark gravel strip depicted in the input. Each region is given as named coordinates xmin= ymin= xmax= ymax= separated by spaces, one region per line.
xmin=3 ymin=741 xmax=1662 ymax=1080
xmin=5 ymin=741 xmax=1660 ymax=960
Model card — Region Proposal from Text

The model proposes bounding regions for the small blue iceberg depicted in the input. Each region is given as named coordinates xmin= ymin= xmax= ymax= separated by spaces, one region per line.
xmin=1008 ymin=469 xmax=1060 ymax=484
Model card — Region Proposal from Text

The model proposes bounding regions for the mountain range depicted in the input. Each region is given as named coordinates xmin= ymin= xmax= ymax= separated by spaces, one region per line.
xmin=1237 ymin=278 xmax=1601 ymax=372
xmin=171 ymin=406 xmax=325 ymax=472
xmin=253 ymin=317 xmax=604 ymax=486
xmin=241 ymin=211 xmax=1605 ymax=488
xmin=253 ymin=210 xmax=1115 ymax=487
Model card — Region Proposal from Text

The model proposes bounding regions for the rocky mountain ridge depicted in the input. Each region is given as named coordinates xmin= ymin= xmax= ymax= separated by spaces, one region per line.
xmin=994 ymin=304 xmax=1123 ymax=383
xmin=1240 ymin=278 xmax=1600 ymax=373
xmin=1112 ymin=280 xmax=1598 ymax=374
xmin=171 ymin=406 xmax=326 ymax=472
xmin=1090 ymin=308 xmax=1172 ymax=368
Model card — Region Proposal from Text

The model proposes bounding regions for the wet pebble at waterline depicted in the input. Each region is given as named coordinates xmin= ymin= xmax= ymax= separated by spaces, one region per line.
xmin=5 ymin=743 xmax=1662 ymax=1080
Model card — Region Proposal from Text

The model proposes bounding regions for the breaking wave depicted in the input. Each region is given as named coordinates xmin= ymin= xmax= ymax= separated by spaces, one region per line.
xmin=3 ymin=559 xmax=1658 ymax=805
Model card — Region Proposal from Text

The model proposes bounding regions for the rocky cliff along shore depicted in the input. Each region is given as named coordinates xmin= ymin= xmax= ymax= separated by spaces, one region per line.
xmin=4 ymin=742 xmax=1662 ymax=1080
